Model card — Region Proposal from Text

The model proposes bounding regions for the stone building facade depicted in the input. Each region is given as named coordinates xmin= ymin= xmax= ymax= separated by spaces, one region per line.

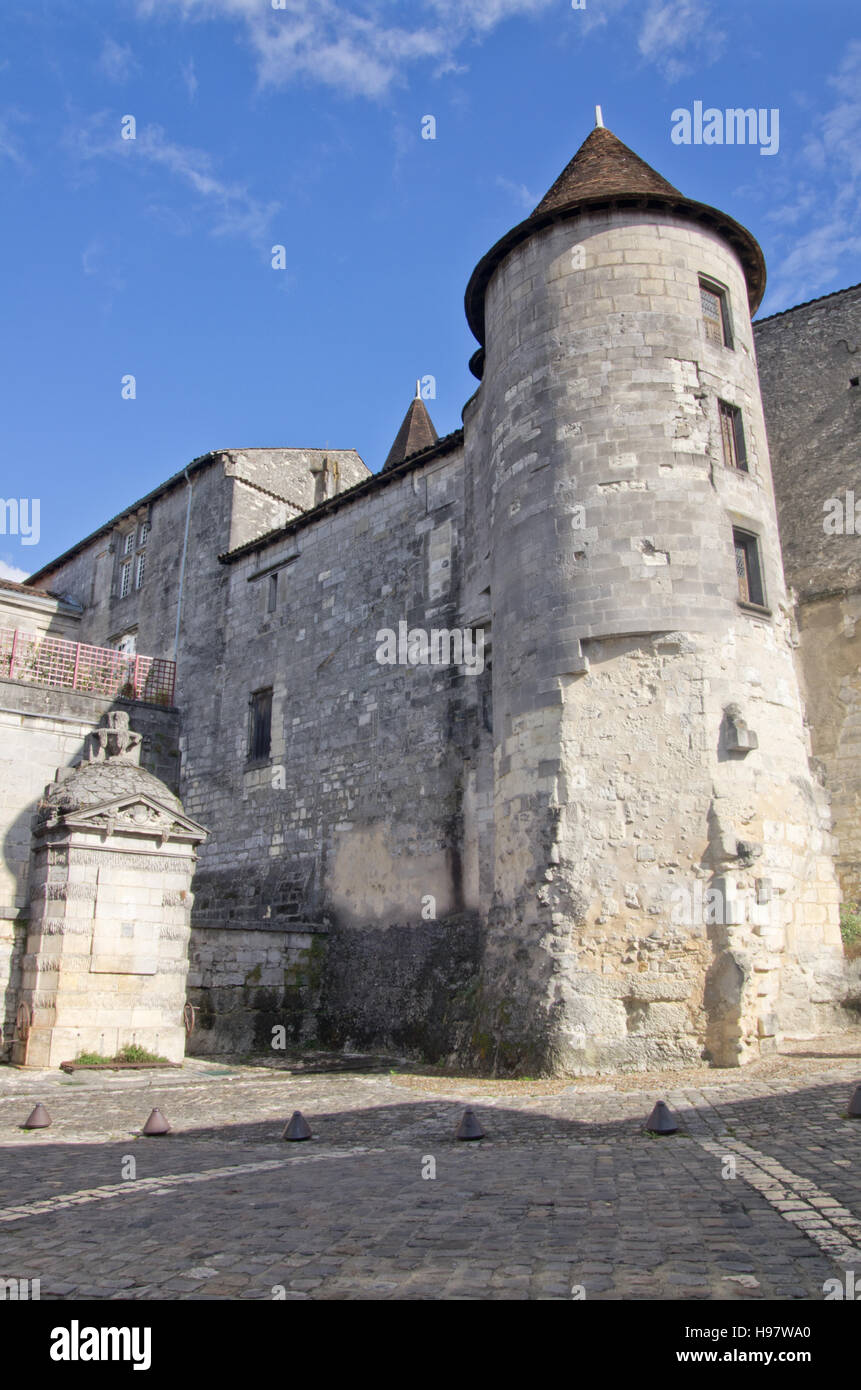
xmin=3 ymin=123 xmax=858 ymax=1073
xmin=753 ymin=285 xmax=861 ymax=905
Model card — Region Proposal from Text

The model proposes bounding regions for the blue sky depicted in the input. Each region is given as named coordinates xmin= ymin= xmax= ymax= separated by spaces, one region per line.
xmin=1 ymin=0 xmax=859 ymax=580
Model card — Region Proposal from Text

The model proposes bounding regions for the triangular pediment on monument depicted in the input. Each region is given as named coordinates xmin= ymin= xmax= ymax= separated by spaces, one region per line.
xmin=57 ymin=794 xmax=207 ymax=844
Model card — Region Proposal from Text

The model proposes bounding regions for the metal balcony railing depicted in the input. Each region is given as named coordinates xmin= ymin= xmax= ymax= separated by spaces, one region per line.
xmin=0 ymin=628 xmax=176 ymax=706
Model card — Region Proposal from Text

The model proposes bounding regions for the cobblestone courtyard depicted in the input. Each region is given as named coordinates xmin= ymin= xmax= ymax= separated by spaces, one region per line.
xmin=2 ymin=1037 xmax=860 ymax=1301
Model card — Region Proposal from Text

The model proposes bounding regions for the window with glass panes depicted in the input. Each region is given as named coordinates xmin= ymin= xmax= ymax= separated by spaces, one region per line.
xmin=699 ymin=279 xmax=733 ymax=348
xmin=733 ymin=528 xmax=765 ymax=607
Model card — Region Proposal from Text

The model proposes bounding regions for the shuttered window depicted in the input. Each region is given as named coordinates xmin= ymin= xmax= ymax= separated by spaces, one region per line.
xmin=719 ymin=401 xmax=748 ymax=470
xmin=248 ymin=688 xmax=273 ymax=761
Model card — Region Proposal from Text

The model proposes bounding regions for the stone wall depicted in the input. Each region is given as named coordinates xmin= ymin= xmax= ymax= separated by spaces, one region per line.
xmin=755 ymin=286 xmax=861 ymax=902
xmin=30 ymin=449 xmax=369 ymax=668
xmin=186 ymin=924 xmax=327 ymax=1055
xmin=180 ymin=444 xmax=492 ymax=1063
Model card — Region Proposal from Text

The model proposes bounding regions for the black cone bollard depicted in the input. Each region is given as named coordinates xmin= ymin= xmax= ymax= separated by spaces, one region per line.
xmin=848 ymin=1084 xmax=861 ymax=1118
xmin=23 ymin=1103 xmax=51 ymax=1130
xmin=455 ymin=1108 xmax=484 ymax=1141
xmin=142 ymin=1108 xmax=171 ymax=1136
xmin=646 ymin=1101 xmax=678 ymax=1135
xmin=282 ymin=1111 xmax=312 ymax=1141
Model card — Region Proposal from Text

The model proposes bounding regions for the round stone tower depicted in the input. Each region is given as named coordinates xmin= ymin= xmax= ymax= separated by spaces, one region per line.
xmin=462 ymin=121 xmax=847 ymax=1073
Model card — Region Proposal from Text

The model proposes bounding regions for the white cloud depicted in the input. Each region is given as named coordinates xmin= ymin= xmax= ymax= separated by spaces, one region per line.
xmin=136 ymin=0 xmax=559 ymax=99
xmin=181 ymin=56 xmax=199 ymax=100
xmin=0 ymin=559 xmax=29 ymax=583
xmin=0 ymin=109 xmax=28 ymax=167
xmin=135 ymin=0 xmax=718 ymax=98
xmin=66 ymin=112 xmax=278 ymax=245
xmin=764 ymin=42 xmax=861 ymax=310
xmin=81 ymin=239 xmax=128 ymax=293
xmin=98 ymin=37 xmax=139 ymax=83
xmin=496 ymin=176 xmax=538 ymax=211
xmin=637 ymin=0 xmax=724 ymax=82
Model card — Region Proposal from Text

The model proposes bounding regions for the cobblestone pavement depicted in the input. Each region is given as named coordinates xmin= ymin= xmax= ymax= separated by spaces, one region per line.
xmin=1 ymin=1037 xmax=859 ymax=1300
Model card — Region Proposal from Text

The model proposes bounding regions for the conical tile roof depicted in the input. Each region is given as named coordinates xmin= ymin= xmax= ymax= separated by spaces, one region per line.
xmin=464 ymin=122 xmax=765 ymax=368
xmin=532 ymin=125 xmax=681 ymax=216
xmin=383 ymin=394 xmax=439 ymax=471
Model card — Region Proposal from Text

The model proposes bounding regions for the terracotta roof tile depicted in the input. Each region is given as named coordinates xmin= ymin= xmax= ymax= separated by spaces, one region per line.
xmin=383 ymin=396 xmax=439 ymax=471
xmin=532 ymin=126 xmax=681 ymax=216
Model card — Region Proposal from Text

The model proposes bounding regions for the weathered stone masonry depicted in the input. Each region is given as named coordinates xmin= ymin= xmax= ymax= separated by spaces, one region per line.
xmin=10 ymin=123 xmax=858 ymax=1073
xmin=754 ymin=284 xmax=861 ymax=905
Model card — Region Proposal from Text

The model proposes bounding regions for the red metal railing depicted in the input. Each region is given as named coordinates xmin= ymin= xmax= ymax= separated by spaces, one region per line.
xmin=0 ymin=628 xmax=175 ymax=706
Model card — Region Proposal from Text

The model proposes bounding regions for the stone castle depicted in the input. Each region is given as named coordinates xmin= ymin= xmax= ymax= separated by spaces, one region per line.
xmin=1 ymin=122 xmax=859 ymax=1074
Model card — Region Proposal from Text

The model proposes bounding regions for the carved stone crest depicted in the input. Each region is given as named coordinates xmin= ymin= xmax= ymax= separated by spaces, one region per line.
xmin=86 ymin=710 xmax=143 ymax=766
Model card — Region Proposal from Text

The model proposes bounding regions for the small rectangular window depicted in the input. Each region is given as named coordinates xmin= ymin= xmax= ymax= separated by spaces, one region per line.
xmin=733 ymin=528 xmax=765 ymax=607
xmin=138 ymin=521 xmax=150 ymax=548
xmin=719 ymin=401 xmax=748 ymax=471
xmin=120 ymin=560 xmax=132 ymax=598
xmin=699 ymin=278 xmax=734 ymax=349
xmin=248 ymin=688 xmax=273 ymax=762
xmin=123 ymin=531 xmax=135 ymax=556
xmin=135 ymin=552 xmax=146 ymax=590
xmin=268 ymin=572 xmax=278 ymax=613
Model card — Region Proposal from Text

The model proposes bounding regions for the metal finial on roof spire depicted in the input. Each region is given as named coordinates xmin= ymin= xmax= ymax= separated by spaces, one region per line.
xmin=595 ymin=105 xmax=604 ymax=128
xmin=415 ymin=378 xmax=421 ymax=399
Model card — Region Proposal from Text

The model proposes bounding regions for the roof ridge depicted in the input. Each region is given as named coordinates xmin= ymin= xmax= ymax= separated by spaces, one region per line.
xmin=24 ymin=446 xmax=365 ymax=587
xmin=753 ymin=281 xmax=861 ymax=325
xmin=220 ymin=428 xmax=464 ymax=565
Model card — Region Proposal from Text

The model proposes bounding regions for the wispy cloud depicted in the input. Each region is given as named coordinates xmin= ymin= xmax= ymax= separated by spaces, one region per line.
xmin=65 ymin=111 xmax=279 ymax=245
xmin=637 ymin=0 xmax=725 ymax=82
xmin=0 ymin=108 xmax=29 ymax=168
xmin=97 ymin=37 xmax=140 ymax=83
xmin=136 ymin=0 xmax=725 ymax=99
xmin=0 ymin=558 xmax=30 ymax=583
xmin=81 ymin=238 xmax=128 ymax=294
xmin=136 ymin=0 xmax=559 ymax=99
xmin=496 ymin=175 xmax=538 ymax=211
xmin=763 ymin=42 xmax=861 ymax=310
xmin=181 ymin=56 xmax=198 ymax=100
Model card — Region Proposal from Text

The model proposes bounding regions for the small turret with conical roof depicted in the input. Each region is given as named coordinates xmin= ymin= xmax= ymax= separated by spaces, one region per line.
xmin=383 ymin=386 xmax=439 ymax=470
xmin=465 ymin=115 xmax=765 ymax=375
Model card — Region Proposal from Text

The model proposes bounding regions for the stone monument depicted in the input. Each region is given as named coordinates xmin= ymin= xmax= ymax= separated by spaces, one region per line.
xmin=12 ymin=711 xmax=206 ymax=1068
